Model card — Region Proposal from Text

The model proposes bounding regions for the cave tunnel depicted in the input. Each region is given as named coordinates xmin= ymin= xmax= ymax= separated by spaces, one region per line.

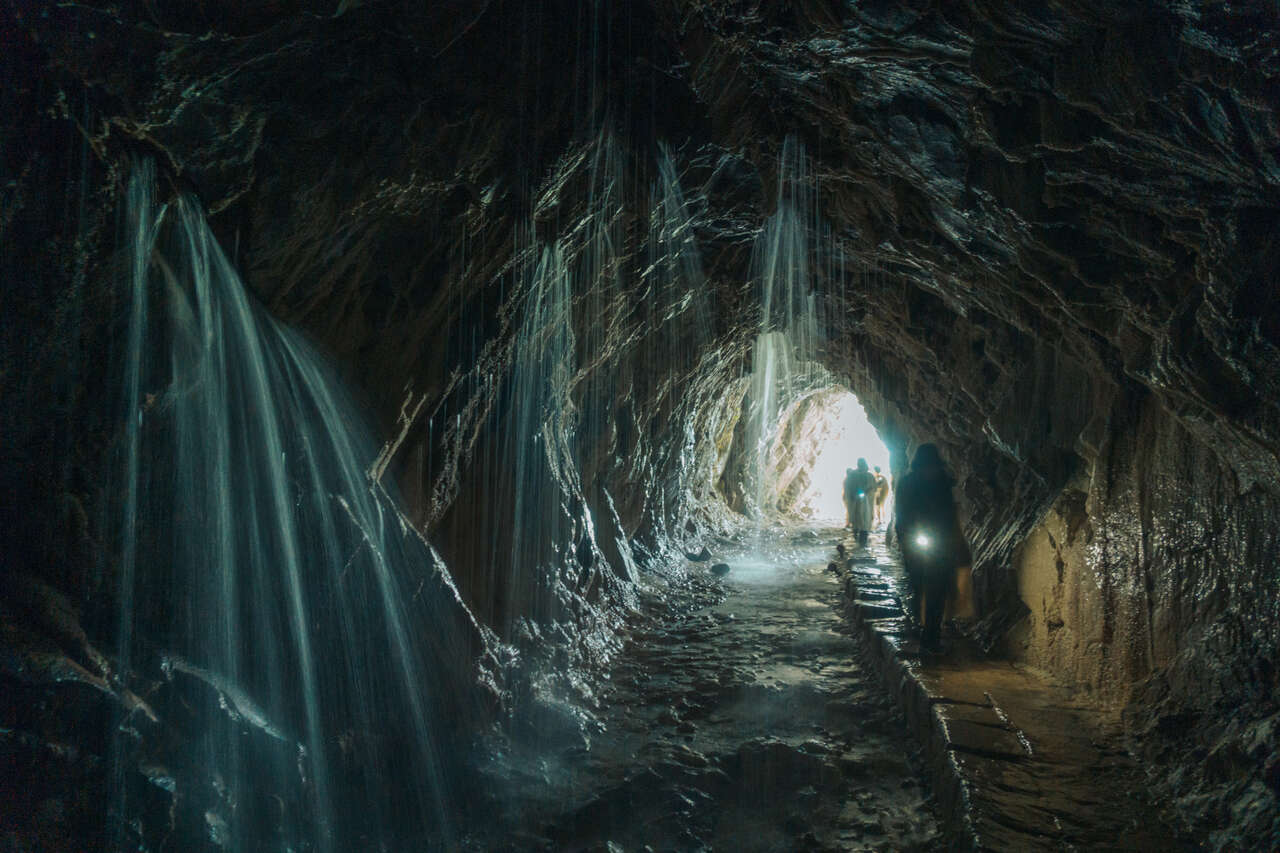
xmin=2 ymin=0 xmax=1278 ymax=850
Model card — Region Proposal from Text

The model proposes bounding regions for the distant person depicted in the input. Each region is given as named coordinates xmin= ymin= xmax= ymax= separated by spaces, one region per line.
xmin=893 ymin=443 xmax=969 ymax=652
xmin=872 ymin=465 xmax=889 ymax=527
xmin=884 ymin=446 xmax=909 ymax=548
xmin=842 ymin=468 xmax=856 ymax=529
xmin=846 ymin=458 xmax=876 ymax=548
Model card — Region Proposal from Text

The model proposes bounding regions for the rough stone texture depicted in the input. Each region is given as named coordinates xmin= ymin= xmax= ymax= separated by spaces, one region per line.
xmin=3 ymin=0 xmax=1279 ymax=847
xmin=836 ymin=535 xmax=1193 ymax=851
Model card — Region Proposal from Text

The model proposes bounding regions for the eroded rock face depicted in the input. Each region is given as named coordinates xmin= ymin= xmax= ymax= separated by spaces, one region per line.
xmin=3 ymin=0 xmax=1278 ymax=846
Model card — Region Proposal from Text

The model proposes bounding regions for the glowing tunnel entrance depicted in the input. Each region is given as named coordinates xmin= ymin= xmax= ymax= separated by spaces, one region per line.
xmin=797 ymin=391 xmax=891 ymax=520
xmin=744 ymin=386 xmax=892 ymax=523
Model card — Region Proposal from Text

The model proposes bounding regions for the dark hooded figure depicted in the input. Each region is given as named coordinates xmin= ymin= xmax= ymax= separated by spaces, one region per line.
xmin=893 ymin=443 xmax=968 ymax=651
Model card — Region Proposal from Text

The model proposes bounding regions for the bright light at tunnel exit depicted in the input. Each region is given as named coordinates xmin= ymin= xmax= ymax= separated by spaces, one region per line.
xmin=804 ymin=392 xmax=891 ymax=521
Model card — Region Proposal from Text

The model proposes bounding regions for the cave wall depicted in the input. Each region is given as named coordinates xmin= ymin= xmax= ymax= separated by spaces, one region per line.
xmin=1009 ymin=388 xmax=1280 ymax=709
xmin=660 ymin=0 xmax=1280 ymax=837
xmin=1004 ymin=389 xmax=1280 ymax=843
xmin=3 ymin=0 xmax=1279 ymax=846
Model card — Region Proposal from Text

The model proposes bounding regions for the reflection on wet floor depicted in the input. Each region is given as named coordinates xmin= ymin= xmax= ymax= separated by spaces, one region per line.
xmin=468 ymin=524 xmax=940 ymax=851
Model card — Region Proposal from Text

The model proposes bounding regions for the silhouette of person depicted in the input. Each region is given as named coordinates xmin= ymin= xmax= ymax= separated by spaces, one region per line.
xmin=884 ymin=446 xmax=908 ymax=548
xmin=893 ymin=443 xmax=968 ymax=652
xmin=872 ymin=465 xmax=889 ymax=526
xmin=842 ymin=468 xmax=856 ymax=529
xmin=846 ymin=458 xmax=876 ymax=547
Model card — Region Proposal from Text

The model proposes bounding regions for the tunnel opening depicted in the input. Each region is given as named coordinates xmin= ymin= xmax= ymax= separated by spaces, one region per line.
xmin=718 ymin=383 xmax=892 ymax=524
xmin=784 ymin=389 xmax=892 ymax=522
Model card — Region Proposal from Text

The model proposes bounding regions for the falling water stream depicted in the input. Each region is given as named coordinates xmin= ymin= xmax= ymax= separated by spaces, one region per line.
xmin=107 ymin=136 xmax=894 ymax=851
xmin=745 ymin=138 xmax=827 ymax=520
xmin=113 ymin=163 xmax=488 ymax=851
xmin=505 ymin=240 xmax=578 ymax=636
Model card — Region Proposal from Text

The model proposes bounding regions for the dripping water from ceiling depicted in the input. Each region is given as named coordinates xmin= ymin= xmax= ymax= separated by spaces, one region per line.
xmin=743 ymin=137 xmax=829 ymax=521
xmin=111 ymin=161 xmax=490 ymax=852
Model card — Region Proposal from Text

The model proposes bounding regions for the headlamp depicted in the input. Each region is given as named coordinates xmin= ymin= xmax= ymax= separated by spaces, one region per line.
xmin=857 ymin=491 xmax=865 ymax=498
xmin=914 ymin=532 xmax=931 ymax=549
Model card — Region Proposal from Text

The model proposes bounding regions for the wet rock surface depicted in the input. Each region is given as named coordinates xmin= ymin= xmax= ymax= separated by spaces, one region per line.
xmin=468 ymin=526 xmax=940 ymax=851
xmin=3 ymin=0 xmax=1279 ymax=847
xmin=835 ymin=530 xmax=1195 ymax=851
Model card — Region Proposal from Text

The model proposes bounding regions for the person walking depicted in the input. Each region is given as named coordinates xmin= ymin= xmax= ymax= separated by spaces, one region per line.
xmin=893 ymin=443 xmax=968 ymax=652
xmin=846 ymin=458 xmax=876 ymax=548
xmin=842 ymin=468 xmax=857 ymax=529
xmin=872 ymin=465 xmax=889 ymax=527
xmin=884 ymin=447 xmax=908 ymax=548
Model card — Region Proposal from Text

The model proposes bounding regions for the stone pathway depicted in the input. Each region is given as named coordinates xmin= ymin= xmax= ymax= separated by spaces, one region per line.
xmin=468 ymin=524 xmax=941 ymax=851
xmin=835 ymin=531 xmax=1197 ymax=852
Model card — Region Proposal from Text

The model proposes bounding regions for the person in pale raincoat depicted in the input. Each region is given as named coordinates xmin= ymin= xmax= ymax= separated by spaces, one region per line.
xmin=872 ymin=465 xmax=889 ymax=526
xmin=844 ymin=458 xmax=876 ymax=547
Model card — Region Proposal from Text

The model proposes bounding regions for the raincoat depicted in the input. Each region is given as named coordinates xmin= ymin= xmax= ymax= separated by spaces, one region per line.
xmin=844 ymin=468 xmax=876 ymax=531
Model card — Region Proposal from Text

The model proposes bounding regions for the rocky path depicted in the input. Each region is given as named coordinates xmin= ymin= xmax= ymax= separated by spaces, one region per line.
xmin=469 ymin=524 xmax=941 ymax=851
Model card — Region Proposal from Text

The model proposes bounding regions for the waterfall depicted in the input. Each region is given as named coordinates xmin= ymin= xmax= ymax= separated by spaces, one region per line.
xmin=505 ymin=240 xmax=577 ymax=637
xmin=112 ymin=162 xmax=485 ymax=851
xmin=634 ymin=144 xmax=719 ymax=539
xmin=110 ymin=158 xmax=159 ymax=851
xmin=648 ymin=142 xmax=713 ymax=371
xmin=744 ymin=137 xmax=825 ymax=518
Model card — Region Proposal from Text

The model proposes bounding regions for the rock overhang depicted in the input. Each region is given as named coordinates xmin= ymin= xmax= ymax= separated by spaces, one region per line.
xmin=4 ymin=0 xmax=1279 ymax=845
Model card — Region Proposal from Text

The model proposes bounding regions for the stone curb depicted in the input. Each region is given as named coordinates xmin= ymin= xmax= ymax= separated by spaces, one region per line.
xmin=837 ymin=567 xmax=984 ymax=850
xmin=834 ymin=544 xmax=1189 ymax=852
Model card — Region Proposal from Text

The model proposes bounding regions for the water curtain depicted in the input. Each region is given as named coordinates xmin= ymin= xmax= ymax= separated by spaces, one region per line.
xmin=113 ymin=161 xmax=482 ymax=851
xmin=746 ymin=137 xmax=824 ymax=517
